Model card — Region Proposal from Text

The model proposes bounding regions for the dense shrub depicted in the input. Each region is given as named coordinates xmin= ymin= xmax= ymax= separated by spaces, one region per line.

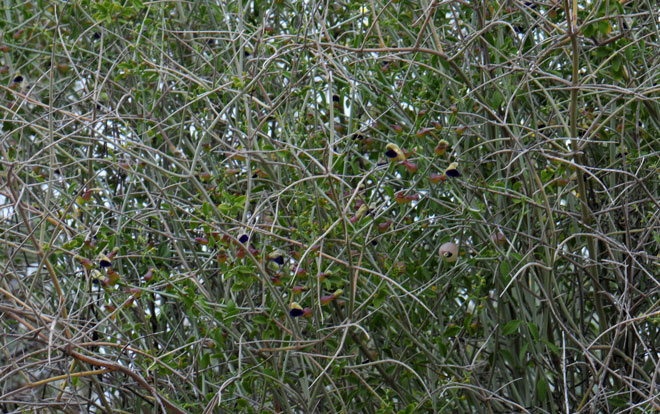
xmin=1 ymin=1 xmax=659 ymax=412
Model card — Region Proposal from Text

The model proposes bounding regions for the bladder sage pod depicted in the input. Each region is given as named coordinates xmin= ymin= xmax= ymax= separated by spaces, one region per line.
xmin=439 ymin=242 xmax=459 ymax=263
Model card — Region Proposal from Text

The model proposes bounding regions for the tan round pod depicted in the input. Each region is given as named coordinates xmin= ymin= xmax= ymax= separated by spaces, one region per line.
xmin=491 ymin=231 xmax=506 ymax=246
xmin=439 ymin=242 xmax=459 ymax=263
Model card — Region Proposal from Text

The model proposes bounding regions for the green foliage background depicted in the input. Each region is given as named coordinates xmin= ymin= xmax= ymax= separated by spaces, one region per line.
xmin=1 ymin=0 xmax=659 ymax=412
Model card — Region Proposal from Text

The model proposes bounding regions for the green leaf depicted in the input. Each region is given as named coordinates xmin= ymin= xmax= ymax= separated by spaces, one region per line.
xmin=599 ymin=20 xmax=611 ymax=35
xmin=608 ymin=397 xmax=628 ymax=408
xmin=398 ymin=403 xmax=417 ymax=414
xmin=444 ymin=325 xmax=461 ymax=337
xmin=536 ymin=376 xmax=548 ymax=401
xmin=653 ymin=231 xmax=660 ymax=248
xmin=199 ymin=352 xmax=210 ymax=369
xmin=491 ymin=90 xmax=503 ymax=109
xmin=235 ymin=265 xmax=255 ymax=274
xmin=234 ymin=195 xmax=247 ymax=208
xmin=583 ymin=23 xmax=594 ymax=38
xmin=373 ymin=287 xmax=388 ymax=307
xmin=527 ymin=322 xmax=540 ymax=340
xmin=502 ymin=320 xmax=521 ymax=335
xmin=499 ymin=261 xmax=511 ymax=278
xmin=201 ymin=202 xmax=212 ymax=217
xmin=542 ymin=339 xmax=560 ymax=355
xmin=519 ymin=343 xmax=528 ymax=362
xmin=158 ymin=242 xmax=171 ymax=259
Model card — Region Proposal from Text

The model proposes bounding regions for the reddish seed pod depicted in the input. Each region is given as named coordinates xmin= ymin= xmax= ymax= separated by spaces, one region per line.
xmin=434 ymin=140 xmax=449 ymax=156
xmin=107 ymin=249 xmax=119 ymax=260
xmin=76 ymin=256 xmax=93 ymax=269
xmin=394 ymin=192 xmax=408 ymax=204
xmin=143 ymin=268 xmax=154 ymax=282
xmin=492 ymin=232 xmax=506 ymax=246
xmin=81 ymin=188 xmax=93 ymax=201
xmin=430 ymin=173 xmax=444 ymax=184
xmin=320 ymin=295 xmax=335 ymax=305
xmin=292 ymin=285 xmax=307 ymax=294
xmin=416 ymin=128 xmax=433 ymax=138
xmin=402 ymin=160 xmax=418 ymax=173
